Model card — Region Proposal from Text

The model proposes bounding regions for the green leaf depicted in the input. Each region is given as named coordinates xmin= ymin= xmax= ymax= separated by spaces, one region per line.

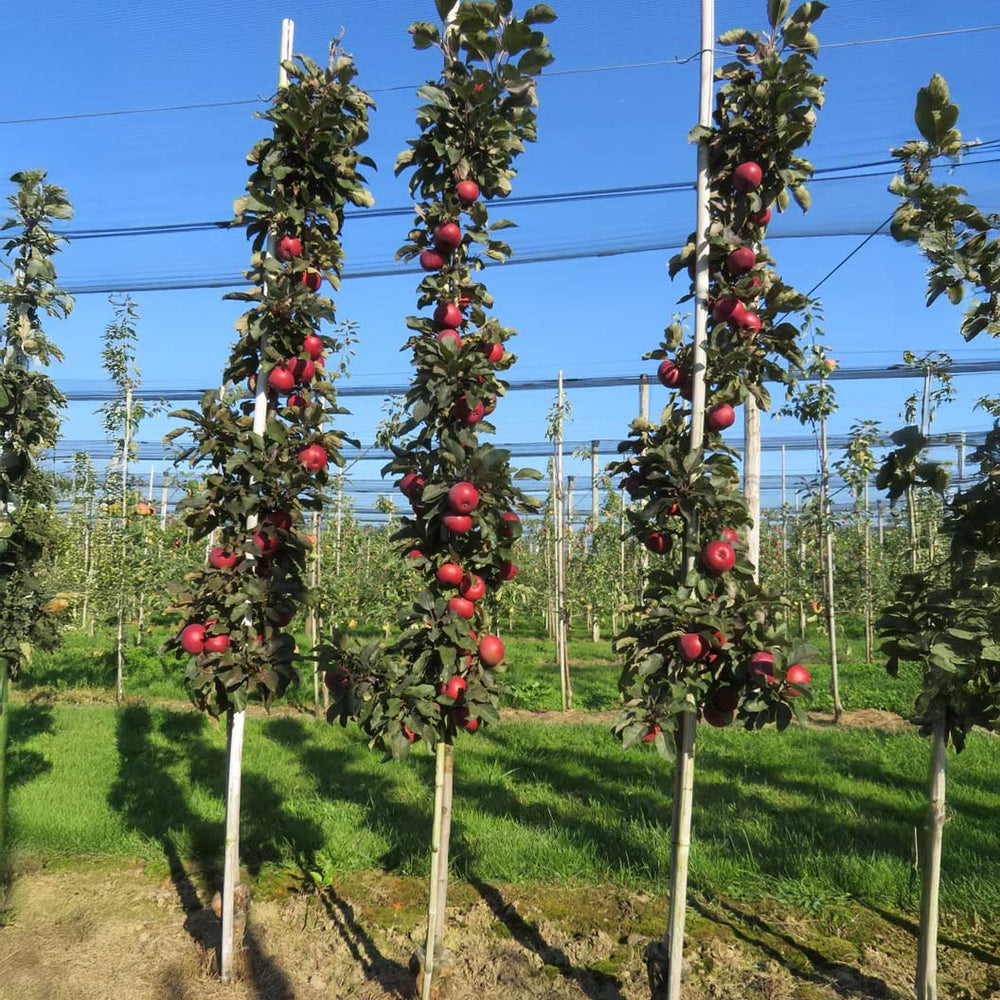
xmin=768 ymin=0 xmax=790 ymax=27
xmin=523 ymin=4 xmax=557 ymax=24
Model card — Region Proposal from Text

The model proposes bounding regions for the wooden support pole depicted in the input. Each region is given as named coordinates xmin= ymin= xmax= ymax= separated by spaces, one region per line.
xmin=916 ymin=722 xmax=947 ymax=1000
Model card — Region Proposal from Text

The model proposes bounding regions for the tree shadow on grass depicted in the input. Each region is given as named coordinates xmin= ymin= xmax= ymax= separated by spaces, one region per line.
xmin=110 ymin=704 xmax=310 ymax=997
xmin=468 ymin=874 xmax=626 ymax=1000
xmin=7 ymin=698 xmax=56 ymax=790
xmin=691 ymin=897 xmax=898 ymax=999
xmin=867 ymin=903 xmax=1000 ymax=968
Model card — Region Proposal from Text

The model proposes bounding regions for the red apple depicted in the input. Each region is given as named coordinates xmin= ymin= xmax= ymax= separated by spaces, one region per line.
xmin=433 ymin=302 xmax=463 ymax=329
xmin=501 ymin=511 xmax=521 ymax=538
xmin=434 ymin=222 xmax=462 ymax=250
xmin=448 ymin=481 xmax=480 ymax=514
xmin=420 ymin=249 xmax=446 ymax=271
xmin=642 ymin=725 xmax=661 ymax=743
xmin=785 ymin=663 xmax=811 ymax=694
xmin=303 ymin=334 xmax=324 ymax=360
xmin=752 ymin=206 xmax=772 ymax=227
xmin=701 ymin=541 xmax=735 ymax=576
xmin=204 ymin=633 xmax=230 ymax=655
xmin=209 ymin=547 xmax=237 ymax=570
xmin=712 ymin=687 xmax=739 ymax=712
xmin=733 ymin=161 xmax=763 ymax=193
xmin=399 ymin=472 xmax=425 ymax=500
xmin=441 ymin=675 xmax=467 ymax=700
xmin=436 ymin=562 xmax=464 ymax=586
xmin=644 ymin=532 xmax=672 ymax=555
xmin=725 ymin=247 xmax=756 ymax=276
xmin=408 ymin=548 xmax=424 ymax=560
xmin=453 ymin=396 xmax=485 ymax=424
xmin=479 ymin=634 xmax=505 ymax=667
xmin=301 ymin=268 xmax=322 ymax=291
xmin=438 ymin=329 xmax=462 ymax=349
xmin=404 ymin=726 xmax=419 ymax=743
xmin=721 ymin=527 xmax=739 ymax=545
xmin=678 ymin=633 xmax=709 ymax=662
xmin=455 ymin=180 xmax=480 ymax=205
xmin=298 ymin=444 xmax=328 ymax=471
xmin=711 ymin=296 xmax=745 ymax=324
xmin=444 ymin=514 xmax=473 ymax=534
xmin=448 ymin=596 xmax=476 ymax=619
xmin=276 ymin=235 xmax=302 ymax=260
xmin=287 ymin=357 xmax=315 ymax=383
xmin=735 ymin=311 xmax=762 ymax=337
xmin=657 ymin=359 xmax=682 ymax=388
xmin=499 ymin=561 xmax=517 ymax=581
xmin=180 ymin=623 xmax=206 ymax=655
xmin=460 ymin=574 xmax=486 ymax=601
xmin=707 ymin=404 xmax=736 ymax=433
xmin=253 ymin=530 xmax=280 ymax=557
xmin=622 ymin=473 xmax=641 ymax=497
xmin=483 ymin=395 xmax=497 ymax=415
xmin=275 ymin=608 xmax=295 ymax=626
xmin=324 ymin=669 xmax=350 ymax=691
xmin=750 ymin=650 xmax=776 ymax=683
xmin=456 ymin=708 xmax=480 ymax=731
xmin=703 ymin=705 xmax=734 ymax=728
xmin=266 ymin=510 xmax=291 ymax=531
xmin=287 ymin=393 xmax=307 ymax=410
xmin=268 ymin=366 xmax=295 ymax=392
xmin=481 ymin=342 xmax=504 ymax=363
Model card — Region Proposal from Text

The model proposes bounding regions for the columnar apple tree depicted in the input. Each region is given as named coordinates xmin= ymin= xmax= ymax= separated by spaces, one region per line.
xmin=877 ymin=75 xmax=1000 ymax=1000
xmin=0 ymin=171 xmax=74 ymax=849
xmin=165 ymin=47 xmax=373 ymax=980
xmin=610 ymin=4 xmax=826 ymax=996
xmin=322 ymin=3 xmax=553 ymax=996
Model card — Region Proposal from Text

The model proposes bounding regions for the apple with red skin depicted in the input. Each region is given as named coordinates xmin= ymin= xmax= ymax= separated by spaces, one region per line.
xmin=703 ymin=705 xmax=734 ymax=728
xmin=460 ymin=574 xmax=486 ymax=601
xmin=712 ymin=687 xmax=739 ymax=712
xmin=275 ymin=608 xmax=295 ymax=626
xmin=499 ymin=561 xmax=517 ymax=581
xmin=483 ymin=395 xmax=497 ymax=415
xmin=303 ymin=334 xmax=324 ymax=360
xmin=721 ymin=527 xmax=739 ymax=545
xmin=733 ymin=161 xmax=763 ymax=193
xmin=276 ymin=235 xmax=302 ymax=260
xmin=399 ymin=472 xmax=425 ymax=500
xmin=454 ymin=396 xmax=485 ymax=424
xmin=287 ymin=393 xmax=307 ymax=410
xmin=253 ymin=530 xmax=280 ymax=557
xmin=443 ymin=514 xmax=473 ymax=534
xmin=268 ymin=366 xmax=295 ymax=392
xmin=209 ymin=547 xmax=237 ymax=570
xmin=501 ymin=511 xmax=521 ymax=538
xmin=785 ymin=663 xmax=811 ymax=695
xmin=448 ymin=596 xmax=476 ymax=619
xmin=750 ymin=650 xmax=776 ymax=683
xmin=752 ymin=206 xmax=772 ymax=227
xmin=642 ymin=725 xmax=661 ymax=743
xmin=180 ymin=623 xmax=206 ymax=655
xmin=204 ymin=634 xmax=230 ymax=655
xmin=456 ymin=708 xmax=480 ymax=731
xmin=302 ymin=269 xmax=322 ymax=291
xmin=701 ymin=541 xmax=735 ymax=576
xmin=707 ymin=404 xmax=736 ymax=433
xmin=644 ymin=532 xmax=671 ymax=555
xmin=678 ymin=632 xmax=709 ymax=662
xmin=324 ymin=669 xmax=350 ymax=692
xmin=448 ymin=481 xmax=480 ymax=514
xmin=434 ymin=222 xmax=462 ymax=250
xmin=420 ymin=249 xmax=446 ymax=271
xmin=266 ymin=510 xmax=291 ymax=531
xmin=622 ymin=473 xmax=641 ymax=497
xmin=481 ymin=342 xmax=504 ymax=363
xmin=298 ymin=444 xmax=328 ymax=471
xmin=657 ymin=359 xmax=682 ymax=388
xmin=287 ymin=357 xmax=315 ymax=383
xmin=433 ymin=302 xmax=463 ymax=328
xmin=736 ymin=311 xmax=762 ymax=337
xmin=441 ymin=675 xmax=467 ymax=700
xmin=456 ymin=180 xmax=480 ymax=205
xmin=438 ymin=329 xmax=462 ymax=349
xmin=436 ymin=562 xmax=464 ymax=586
xmin=408 ymin=549 xmax=424 ymax=560
xmin=726 ymin=247 xmax=756 ymax=275
xmin=404 ymin=726 xmax=419 ymax=743
xmin=711 ymin=296 xmax=746 ymax=324
xmin=479 ymin=634 xmax=505 ymax=666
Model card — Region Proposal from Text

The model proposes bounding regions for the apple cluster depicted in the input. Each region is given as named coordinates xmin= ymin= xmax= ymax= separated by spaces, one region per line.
xmin=165 ymin=52 xmax=374 ymax=717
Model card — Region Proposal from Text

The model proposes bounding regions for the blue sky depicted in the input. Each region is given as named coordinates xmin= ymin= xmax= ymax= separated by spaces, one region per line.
xmin=3 ymin=1 xmax=999 ymax=516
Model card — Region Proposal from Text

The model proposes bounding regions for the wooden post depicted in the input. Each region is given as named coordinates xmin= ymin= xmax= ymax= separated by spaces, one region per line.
xmin=916 ymin=721 xmax=947 ymax=1000
xmin=863 ymin=479 xmax=873 ymax=663
xmin=591 ymin=440 xmax=599 ymax=538
xmin=0 ymin=662 xmax=9 ymax=853
xmin=160 ymin=472 xmax=169 ymax=531
xmin=115 ymin=382 xmax=133 ymax=703
xmin=818 ymin=394 xmax=843 ymax=722
xmin=221 ymin=18 xmax=294 ymax=986
xmin=566 ymin=474 xmax=575 ymax=561
xmin=639 ymin=373 xmax=650 ymax=421
xmin=421 ymin=741 xmax=448 ymax=1000
xmin=957 ymin=432 xmax=966 ymax=486
xmin=310 ymin=510 xmax=321 ymax=715
xmin=433 ymin=743 xmax=455 ymax=951
xmin=652 ymin=4 xmax=712 ymax=997
xmin=554 ymin=372 xmax=570 ymax=710
xmin=743 ymin=395 xmax=761 ymax=580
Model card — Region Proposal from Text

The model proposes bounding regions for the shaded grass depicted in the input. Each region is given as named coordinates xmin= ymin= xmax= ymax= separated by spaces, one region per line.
xmin=6 ymin=700 xmax=1000 ymax=919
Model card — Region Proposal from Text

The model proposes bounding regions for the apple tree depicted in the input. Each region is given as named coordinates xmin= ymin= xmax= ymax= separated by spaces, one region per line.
xmin=611 ymin=4 xmax=827 ymax=996
xmin=877 ymin=75 xmax=1000 ymax=1000
xmin=164 ymin=44 xmax=373 ymax=982
xmin=321 ymin=4 xmax=553 ymax=996
xmin=0 ymin=170 xmax=74 ymax=849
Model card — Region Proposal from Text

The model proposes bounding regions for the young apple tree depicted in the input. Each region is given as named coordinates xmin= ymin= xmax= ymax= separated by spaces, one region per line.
xmin=0 ymin=170 xmax=74 ymax=849
xmin=877 ymin=75 xmax=1000 ymax=1000
xmin=165 ymin=41 xmax=373 ymax=983
xmin=321 ymin=5 xmax=553 ymax=997
xmin=612 ymin=4 xmax=827 ymax=997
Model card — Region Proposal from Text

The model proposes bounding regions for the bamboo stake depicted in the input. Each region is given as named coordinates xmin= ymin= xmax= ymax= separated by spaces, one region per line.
xmin=863 ymin=480 xmax=873 ymax=662
xmin=743 ymin=395 xmax=761 ymax=580
xmin=433 ymin=743 xmax=455 ymax=951
xmin=221 ymin=19 xmax=294 ymax=986
xmin=421 ymin=741 xmax=448 ymax=1000
xmin=590 ymin=440 xmax=599 ymax=541
xmin=655 ymin=5 xmax=713 ymax=997
xmin=310 ymin=510 xmax=321 ymax=715
xmin=818 ymin=394 xmax=842 ymax=722
xmin=115 ymin=383 xmax=133 ymax=703
xmin=554 ymin=372 xmax=570 ymax=710
xmin=916 ymin=720 xmax=947 ymax=1000
xmin=0 ymin=662 xmax=9 ymax=854
xmin=160 ymin=472 xmax=169 ymax=531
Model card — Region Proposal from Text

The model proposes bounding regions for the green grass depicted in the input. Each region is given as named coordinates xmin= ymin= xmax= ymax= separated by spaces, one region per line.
xmin=6 ymin=699 xmax=1000 ymax=918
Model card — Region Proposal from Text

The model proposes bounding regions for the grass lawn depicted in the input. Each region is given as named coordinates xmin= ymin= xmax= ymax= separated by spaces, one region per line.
xmin=6 ymin=698 xmax=999 ymax=920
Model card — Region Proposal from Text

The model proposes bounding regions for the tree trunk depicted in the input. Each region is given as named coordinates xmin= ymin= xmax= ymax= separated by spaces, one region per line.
xmin=220 ymin=708 xmax=246 ymax=984
xmin=916 ymin=720 xmax=947 ymax=1000
xmin=421 ymin=741 xmax=449 ymax=1000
